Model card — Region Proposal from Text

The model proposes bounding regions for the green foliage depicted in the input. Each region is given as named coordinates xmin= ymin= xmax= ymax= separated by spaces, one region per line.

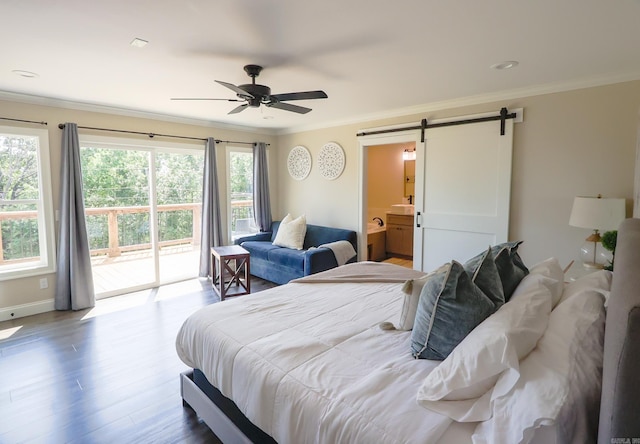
xmin=602 ymin=230 xmax=618 ymax=271
xmin=0 ymin=135 xmax=39 ymax=201
xmin=81 ymin=147 xmax=150 ymax=207
xmin=601 ymin=230 xmax=617 ymax=252
xmin=3 ymin=141 xmax=208 ymax=260
xmin=229 ymin=151 xmax=253 ymax=199
xmin=1 ymin=134 xmax=41 ymax=260
xmin=80 ymin=147 xmax=204 ymax=249
xmin=156 ymin=152 xmax=203 ymax=205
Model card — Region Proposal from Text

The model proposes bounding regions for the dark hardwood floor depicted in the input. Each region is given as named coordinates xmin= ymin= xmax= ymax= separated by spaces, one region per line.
xmin=0 ymin=276 xmax=277 ymax=443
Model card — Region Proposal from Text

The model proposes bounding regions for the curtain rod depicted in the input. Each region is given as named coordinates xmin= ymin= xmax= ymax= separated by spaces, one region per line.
xmin=1 ymin=117 xmax=47 ymax=126
xmin=356 ymin=107 xmax=516 ymax=140
xmin=57 ymin=123 xmax=268 ymax=145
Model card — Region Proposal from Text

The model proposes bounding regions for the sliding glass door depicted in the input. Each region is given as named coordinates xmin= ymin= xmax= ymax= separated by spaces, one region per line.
xmin=80 ymin=137 xmax=203 ymax=298
xmin=155 ymin=151 xmax=203 ymax=284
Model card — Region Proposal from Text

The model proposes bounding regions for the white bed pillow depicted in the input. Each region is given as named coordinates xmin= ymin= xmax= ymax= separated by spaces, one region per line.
xmin=472 ymin=288 xmax=606 ymax=444
xmin=416 ymin=275 xmax=553 ymax=422
xmin=273 ymin=214 xmax=307 ymax=250
xmin=527 ymin=258 xmax=564 ymax=307
xmin=558 ymin=269 xmax=612 ymax=306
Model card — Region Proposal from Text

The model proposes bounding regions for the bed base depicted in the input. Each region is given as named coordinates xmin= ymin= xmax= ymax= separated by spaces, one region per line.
xmin=180 ymin=370 xmax=277 ymax=444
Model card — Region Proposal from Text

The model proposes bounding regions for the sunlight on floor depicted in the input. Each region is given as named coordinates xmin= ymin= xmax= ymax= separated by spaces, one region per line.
xmin=0 ymin=325 xmax=23 ymax=340
xmin=82 ymin=278 xmax=209 ymax=320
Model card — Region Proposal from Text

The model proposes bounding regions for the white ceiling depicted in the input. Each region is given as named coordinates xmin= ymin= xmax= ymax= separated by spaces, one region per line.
xmin=3 ymin=0 xmax=640 ymax=132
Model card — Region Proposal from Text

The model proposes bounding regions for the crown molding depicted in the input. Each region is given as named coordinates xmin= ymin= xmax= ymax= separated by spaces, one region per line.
xmin=0 ymin=90 xmax=278 ymax=136
xmin=3 ymin=69 xmax=640 ymax=138
xmin=278 ymin=70 xmax=640 ymax=135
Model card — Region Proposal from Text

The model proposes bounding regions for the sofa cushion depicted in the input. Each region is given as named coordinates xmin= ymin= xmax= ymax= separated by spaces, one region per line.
xmin=241 ymin=241 xmax=281 ymax=261
xmin=268 ymin=247 xmax=306 ymax=269
xmin=273 ymin=214 xmax=307 ymax=250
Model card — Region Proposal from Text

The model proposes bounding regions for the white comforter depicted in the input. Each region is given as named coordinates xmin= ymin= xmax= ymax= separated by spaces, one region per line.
xmin=176 ymin=263 xmax=475 ymax=444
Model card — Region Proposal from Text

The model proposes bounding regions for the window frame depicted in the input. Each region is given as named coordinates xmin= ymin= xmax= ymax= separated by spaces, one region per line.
xmin=0 ymin=125 xmax=56 ymax=281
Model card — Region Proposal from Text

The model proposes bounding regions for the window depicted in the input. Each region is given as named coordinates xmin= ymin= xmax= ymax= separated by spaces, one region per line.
xmin=0 ymin=126 xmax=55 ymax=280
xmin=227 ymin=147 xmax=258 ymax=240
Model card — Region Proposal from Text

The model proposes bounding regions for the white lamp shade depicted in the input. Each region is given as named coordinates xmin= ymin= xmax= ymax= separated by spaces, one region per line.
xmin=569 ymin=196 xmax=626 ymax=231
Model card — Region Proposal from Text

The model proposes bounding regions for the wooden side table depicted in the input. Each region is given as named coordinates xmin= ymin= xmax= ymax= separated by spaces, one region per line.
xmin=211 ymin=245 xmax=250 ymax=300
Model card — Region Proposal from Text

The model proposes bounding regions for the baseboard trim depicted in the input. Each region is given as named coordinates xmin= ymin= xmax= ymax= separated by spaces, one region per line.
xmin=0 ymin=299 xmax=55 ymax=322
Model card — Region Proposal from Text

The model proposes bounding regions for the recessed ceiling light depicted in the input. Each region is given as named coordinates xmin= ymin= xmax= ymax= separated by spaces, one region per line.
xmin=130 ymin=38 xmax=148 ymax=48
xmin=491 ymin=61 xmax=519 ymax=70
xmin=12 ymin=70 xmax=39 ymax=78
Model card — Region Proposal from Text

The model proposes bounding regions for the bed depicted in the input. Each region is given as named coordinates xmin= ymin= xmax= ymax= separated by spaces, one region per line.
xmin=176 ymin=218 xmax=640 ymax=444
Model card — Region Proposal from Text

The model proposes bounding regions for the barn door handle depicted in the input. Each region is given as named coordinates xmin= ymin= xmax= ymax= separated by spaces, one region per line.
xmin=416 ymin=211 xmax=421 ymax=228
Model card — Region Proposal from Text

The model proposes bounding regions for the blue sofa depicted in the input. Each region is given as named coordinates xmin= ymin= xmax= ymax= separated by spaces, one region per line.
xmin=234 ymin=221 xmax=358 ymax=285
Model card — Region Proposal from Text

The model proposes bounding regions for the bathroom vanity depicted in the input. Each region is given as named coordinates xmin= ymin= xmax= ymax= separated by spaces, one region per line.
xmin=385 ymin=213 xmax=414 ymax=257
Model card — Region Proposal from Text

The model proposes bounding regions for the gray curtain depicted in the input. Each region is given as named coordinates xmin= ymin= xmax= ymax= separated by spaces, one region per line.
xmin=55 ymin=123 xmax=95 ymax=310
xmin=199 ymin=137 xmax=223 ymax=278
xmin=253 ymin=142 xmax=272 ymax=232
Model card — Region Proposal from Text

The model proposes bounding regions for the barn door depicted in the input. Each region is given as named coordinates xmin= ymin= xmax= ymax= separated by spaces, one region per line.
xmin=413 ymin=118 xmax=513 ymax=272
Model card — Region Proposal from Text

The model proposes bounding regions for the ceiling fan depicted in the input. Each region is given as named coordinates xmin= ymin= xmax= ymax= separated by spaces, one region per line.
xmin=171 ymin=64 xmax=328 ymax=115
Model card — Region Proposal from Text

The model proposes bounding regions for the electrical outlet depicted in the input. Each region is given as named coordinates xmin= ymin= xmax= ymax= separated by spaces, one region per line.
xmin=39 ymin=278 xmax=48 ymax=289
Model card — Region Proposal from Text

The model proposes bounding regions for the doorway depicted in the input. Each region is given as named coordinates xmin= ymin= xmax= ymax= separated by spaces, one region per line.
xmin=359 ymin=110 xmax=516 ymax=273
xmin=366 ymin=142 xmax=415 ymax=268
xmin=359 ymin=130 xmax=422 ymax=269
xmin=80 ymin=136 xmax=204 ymax=298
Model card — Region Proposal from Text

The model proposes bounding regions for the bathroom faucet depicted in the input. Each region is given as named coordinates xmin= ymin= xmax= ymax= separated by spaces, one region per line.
xmin=372 ymin=217 xmax=384 ymax=227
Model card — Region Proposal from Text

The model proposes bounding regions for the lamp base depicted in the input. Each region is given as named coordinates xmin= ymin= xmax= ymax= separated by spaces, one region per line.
xmin=579 ymin=236 xmax=611 ymax=270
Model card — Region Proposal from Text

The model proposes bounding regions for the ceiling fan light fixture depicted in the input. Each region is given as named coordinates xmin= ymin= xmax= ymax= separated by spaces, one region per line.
xmin=173 ymin=64 xmax=327 ymax=116
xmin=491 ymin=60 xmax=519 ymax=70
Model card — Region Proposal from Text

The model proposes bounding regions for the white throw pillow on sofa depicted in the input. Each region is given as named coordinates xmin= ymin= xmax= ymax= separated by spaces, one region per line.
xmin=273 ymin=214 xmax=307 ymax=250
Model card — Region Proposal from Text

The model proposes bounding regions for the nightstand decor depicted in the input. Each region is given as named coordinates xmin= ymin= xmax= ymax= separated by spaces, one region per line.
xmin=569 ymin=195 xmax=625 ymax=269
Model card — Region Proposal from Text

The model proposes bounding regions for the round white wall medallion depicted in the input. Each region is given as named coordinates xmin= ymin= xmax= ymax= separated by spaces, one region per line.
xmin=318 ymin=142 xmax=345 ymax=180
xmin=287 ymin=145 xmax=312 ymax=180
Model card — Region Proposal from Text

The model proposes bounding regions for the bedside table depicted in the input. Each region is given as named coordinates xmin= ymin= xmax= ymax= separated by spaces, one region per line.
xmin=564 ymin=260 xmax=603 ymax=282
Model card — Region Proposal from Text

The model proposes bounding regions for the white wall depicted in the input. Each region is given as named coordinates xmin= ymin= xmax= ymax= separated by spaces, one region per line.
xmin=2 ymin=79 xmax=639 ymax=316
xmin=277 ymin=81 xmax=640 ymax=270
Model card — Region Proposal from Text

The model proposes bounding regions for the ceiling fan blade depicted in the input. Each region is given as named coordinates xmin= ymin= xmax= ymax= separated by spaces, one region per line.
xmin=171 ymin=97 xmax=244 ymax=102
xmin=228 ymin=104 xmax=249 ymax=114
xmin=270 ymin=90 xmax=328 ymax=102
xmin=267 ymin=102 xmax=312 ymax=114
xmin=215 ymin=80 xmax=254 ymax=99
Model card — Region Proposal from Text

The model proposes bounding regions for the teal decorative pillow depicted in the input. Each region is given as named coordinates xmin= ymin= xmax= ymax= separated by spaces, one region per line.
xmin=467 ymin=241 xmax=529 ymax=302
xmin=411 ymin=261 xmax=496 ymax=360
xmin=463 ymin=247 xmax=505 ymax=309
xmin=494 ymin=244 xmax=529 ymax=301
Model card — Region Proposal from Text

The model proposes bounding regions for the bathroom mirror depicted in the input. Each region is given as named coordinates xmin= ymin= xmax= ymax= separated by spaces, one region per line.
xmin=404 ymin=159 xmax=415 ymax=198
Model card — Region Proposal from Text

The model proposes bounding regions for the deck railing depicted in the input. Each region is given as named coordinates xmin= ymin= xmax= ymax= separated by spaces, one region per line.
xmin=0 ymin=200 xmax=254 ymax=264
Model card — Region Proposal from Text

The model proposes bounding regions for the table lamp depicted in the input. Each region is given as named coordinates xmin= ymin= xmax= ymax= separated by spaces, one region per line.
xmin=569 ymin=195 xmax=625 ymax=268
